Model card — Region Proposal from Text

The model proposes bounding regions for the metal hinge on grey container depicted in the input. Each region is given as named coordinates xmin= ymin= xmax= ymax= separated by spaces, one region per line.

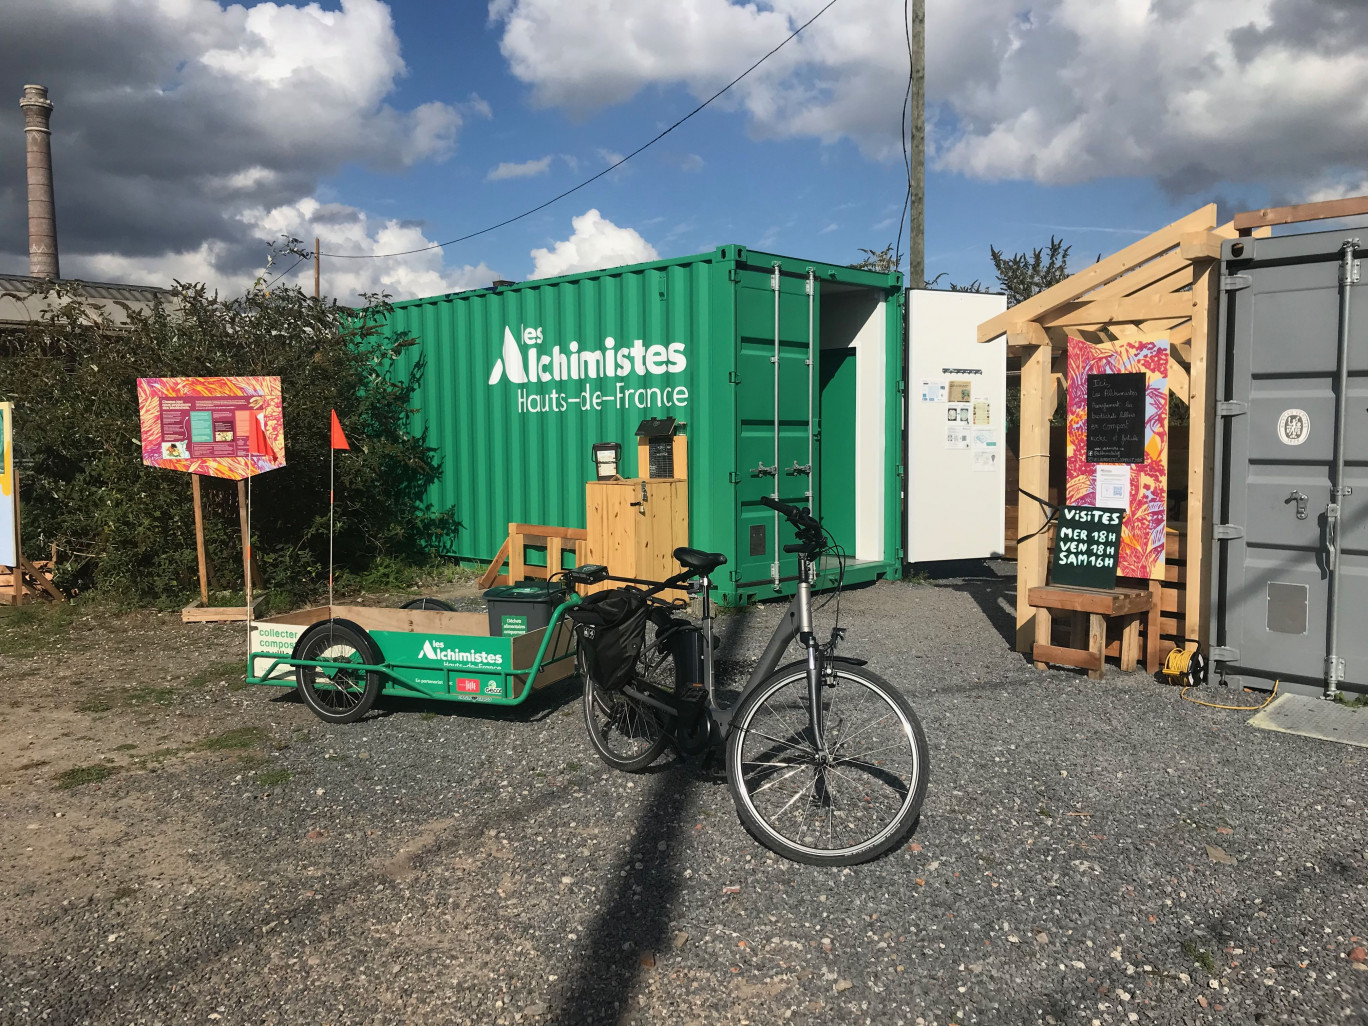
xmin=1213 ymin=523 xmax=1244 ymax=540
xmin=1216 ymin=400 xmax=1248 ymax=418
xmin=1220 ymin=274 xmax=1252 ymax=292
xmin=1210 ymin=646 xmax=1238 ymax=662
xmin=1339 ymin=259 xmax=1360 ymax=285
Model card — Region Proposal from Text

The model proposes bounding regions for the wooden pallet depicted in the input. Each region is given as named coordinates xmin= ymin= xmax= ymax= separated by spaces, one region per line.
xmin=0 ymin=557 xmax=63 ymax=604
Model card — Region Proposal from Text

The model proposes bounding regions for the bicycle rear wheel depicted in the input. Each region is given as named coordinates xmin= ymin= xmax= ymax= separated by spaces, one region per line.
xmin=725 ymin=662 xmax=928 ymax=866
xmin=582 ymin=673 xmax=669 ymax=772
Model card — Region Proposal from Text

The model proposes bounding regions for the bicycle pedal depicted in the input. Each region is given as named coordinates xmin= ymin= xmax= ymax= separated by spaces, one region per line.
xmin=678 ymin=683 xmax=708 ymax=704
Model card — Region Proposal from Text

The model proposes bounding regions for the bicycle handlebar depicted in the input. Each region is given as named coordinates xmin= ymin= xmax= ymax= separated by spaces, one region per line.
xmin=759 ymin=495 xmax=821 ymax=533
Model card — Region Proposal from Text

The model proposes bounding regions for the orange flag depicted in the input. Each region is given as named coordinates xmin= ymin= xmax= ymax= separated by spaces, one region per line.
xmin=330 ymin=409 xmax=350 ymax=450
xmin=248 ymin=412 xmax=278 ymax=462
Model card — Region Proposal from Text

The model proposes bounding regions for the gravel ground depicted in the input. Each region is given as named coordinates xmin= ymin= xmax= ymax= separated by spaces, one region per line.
xmin=2 ymin=567 xmax=1366 ymax=1026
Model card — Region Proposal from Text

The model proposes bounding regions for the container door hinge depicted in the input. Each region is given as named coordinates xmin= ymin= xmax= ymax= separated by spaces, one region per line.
xmin=896 ymin=379 xmax=906 ymax=395
xmin=728 ymin=268 xmax=741 ymax=282
xmin=729 ymin=569 xmax=742 ymax=583
xmin=1339 ymin=260 xmax=1361 ymax=285
xmin=1210 ymin=646 xmax=1238 ymax=663
xmin=728 ymin=471 xmax=741 ymax=484
xmin=1220 ymin=274 xmax=1252 ymax=292
xmin=728 ymin=371 xmax=741 ymax=384
xmin=896 ymin=463 xmax=906 ymax=479
xmin=771 ymin=264 xmax=782 ymax=291
xmin=1213 ymin=523 xmax=1244 ymax=540
xmin=1325 ymin=655 xmax=1347 ymax=680
xmin=1216 ymin=400 xmax=1248 ymax=418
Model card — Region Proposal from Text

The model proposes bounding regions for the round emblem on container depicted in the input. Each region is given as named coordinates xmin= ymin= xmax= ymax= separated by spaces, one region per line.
xmin=1276 ymin=409 xmax=1310 ymax=446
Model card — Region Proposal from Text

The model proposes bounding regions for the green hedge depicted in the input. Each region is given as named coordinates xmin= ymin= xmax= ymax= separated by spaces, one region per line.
xmin=0 ymin=281 xmax=455 ymax=605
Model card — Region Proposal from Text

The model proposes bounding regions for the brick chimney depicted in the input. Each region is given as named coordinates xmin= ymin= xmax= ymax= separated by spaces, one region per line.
xmin=20 ymin=84 xmax=58 ymax=279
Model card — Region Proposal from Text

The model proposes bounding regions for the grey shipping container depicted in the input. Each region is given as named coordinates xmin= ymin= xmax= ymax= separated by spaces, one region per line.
xmin=382 ymin=246 xmax=905 ymax=605
xmin=1210 ymin=228 xmax=1367 ymax=698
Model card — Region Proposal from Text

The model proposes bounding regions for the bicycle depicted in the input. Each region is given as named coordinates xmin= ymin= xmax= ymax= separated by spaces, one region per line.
xmin=559 ymin=496 xmax=929 ymax=866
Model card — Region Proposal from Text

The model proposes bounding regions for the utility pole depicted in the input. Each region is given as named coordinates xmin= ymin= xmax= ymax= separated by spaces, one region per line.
xmin=907 ymin=0 xmax=925 ymax=289
xmin=313 ymin=236 xmax=320 ymax=300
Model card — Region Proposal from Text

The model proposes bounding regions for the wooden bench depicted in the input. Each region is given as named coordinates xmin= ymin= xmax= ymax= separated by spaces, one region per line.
xmin=1028 ymin=585 xmax=1156 ymax=680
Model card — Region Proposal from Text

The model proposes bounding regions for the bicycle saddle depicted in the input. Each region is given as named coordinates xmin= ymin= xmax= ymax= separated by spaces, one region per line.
xmin=673 ymin=546 xmax=727 ymax=575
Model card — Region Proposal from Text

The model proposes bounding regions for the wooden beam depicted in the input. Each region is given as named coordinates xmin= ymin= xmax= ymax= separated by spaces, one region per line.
xmin=1172 ymin=338 xmax=1192 ymax=362
xmin=1234 ymin=195 xmax=1368 ymax=234
xmin=1016 ymin=343 xmax=1053 ymax=653
xmin=1180 ymin=231 xmax=1224 ymax=261
xmin=1041 ymin=292 xmax=1193 ymax=328
xmin=1076 ymin=251 xmax=1190 ymax=305
xmin=1006 ymin=322 xmax=1049 ymax=348
xmin=978 ymin=204 xmax=1217 ymax=342
xmin=478 ymin=537 xmax=511 ymax=589
xmin=1185 ymin=259 xmax=1221 ymax=649
xmin=1167 ymin=357 xmax=1190 ymax=404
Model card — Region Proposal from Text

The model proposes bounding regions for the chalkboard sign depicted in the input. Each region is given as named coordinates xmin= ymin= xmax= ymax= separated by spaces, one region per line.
xmin=1051 ymin=505 xmax=1124 ymax=589
xmin=1086 ymin=372 xmax=1146 ymax=464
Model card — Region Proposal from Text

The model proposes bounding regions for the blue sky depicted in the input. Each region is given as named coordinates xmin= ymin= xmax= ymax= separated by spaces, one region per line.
xmin=2 ymin=0 xmax=1365 ymax=300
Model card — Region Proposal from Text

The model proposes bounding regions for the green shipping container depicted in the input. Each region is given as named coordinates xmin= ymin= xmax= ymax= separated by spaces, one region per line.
xmin=383 ymin=245 xmax=903 ymax=604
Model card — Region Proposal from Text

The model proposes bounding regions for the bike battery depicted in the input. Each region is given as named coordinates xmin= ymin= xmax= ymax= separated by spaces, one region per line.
xmin=483 ymin=580 xmax=567 ymax=638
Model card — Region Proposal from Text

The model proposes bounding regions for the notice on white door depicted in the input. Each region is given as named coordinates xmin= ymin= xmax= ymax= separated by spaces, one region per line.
xmin=1095 ymin=464 xmax=1131 ymax=509
xmin=920 ymin=379 xmax=947 ymax=402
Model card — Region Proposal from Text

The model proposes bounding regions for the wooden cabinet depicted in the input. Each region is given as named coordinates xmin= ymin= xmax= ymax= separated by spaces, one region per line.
xmin=582 ymin=479 xmax=689 ymax=596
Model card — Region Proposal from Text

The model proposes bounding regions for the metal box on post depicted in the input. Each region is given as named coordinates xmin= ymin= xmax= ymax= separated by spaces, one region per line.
xmin=1210 ymin=229 xmax=1367 ymax=699
xmin=382 ymin=246 xmax=904 ymax=605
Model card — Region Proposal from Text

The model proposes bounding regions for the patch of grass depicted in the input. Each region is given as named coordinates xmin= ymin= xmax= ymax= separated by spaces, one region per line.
xmin=142 ymin=747 xmax=181 ymax=762
xmin=112 ymin=884 xmax=137 ymax=901
xmin=76 ymin=698 xmax=113 ymax=713
xmin=1332 ymin=691 xmax=1368 ymax=709
xmin=124 ymin=686 xmax=178 ymax=707
xmin=185 ymin=660 xmax=247 ymax=691
xmin=257 ymin=768 xmax=293 ymax=787
xmin=1037 ymin=805 xmax=1054 ymax=819
xmin=197 ymin=726 xmax=267 ymax=752
xmin=420 ymin=711 xmax=438 ymax=721
xmin=563 ymin=761 xmax=581 ymax=772
xmin=0 ymin=602 xmax=75 ymax=657
xmin=904 ymin=567 xmax=933 ymax=584
xmin=113 ymin=743 xmax=137 ymax=752
xmin=1182 ymin=940 xmax=1218 ymax=975
xmin=54 ymin=763 xmax=120 ymax=789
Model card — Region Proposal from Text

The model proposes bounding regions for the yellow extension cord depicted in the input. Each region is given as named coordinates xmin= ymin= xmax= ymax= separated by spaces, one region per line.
xmin=1163 ymin=648 xmax=1280 ymax=711
xmin=1180 ymin=678 xmax=1278 ymax=712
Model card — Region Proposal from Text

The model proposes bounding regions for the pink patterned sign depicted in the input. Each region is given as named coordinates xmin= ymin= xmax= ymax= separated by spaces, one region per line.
xmin=1065 ymin=338 xmax=1168 ymax=578
xmin=138 ymin=377 xmax=285 ymax=480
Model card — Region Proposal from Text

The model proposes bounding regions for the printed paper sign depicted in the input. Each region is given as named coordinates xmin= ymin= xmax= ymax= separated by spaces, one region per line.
xmin=972 ymin=400 xmax=991 ymax=426
xmin=1095 ymin=465 xmax=1131 ymax=509
xmin=920 ymin=379 xmax=947 ymax=403
xmin=138 ymin=377 xmax=285 ymax=480
xmin=945 ymin=424 xmax=970 ymax=450
xmin=948 ymin=379 xmax=972 ymax=403
xmin=0 ymin=402 xmax=15 ymax=567
xmin=972 ymin=450 xmax=997 ymax=473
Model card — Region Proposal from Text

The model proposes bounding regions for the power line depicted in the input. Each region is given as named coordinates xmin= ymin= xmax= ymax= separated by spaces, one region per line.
xmin=262 ymin=254 xmax=308 ymax=290
xmin=322 ymin=0 xmax=844 ymax=260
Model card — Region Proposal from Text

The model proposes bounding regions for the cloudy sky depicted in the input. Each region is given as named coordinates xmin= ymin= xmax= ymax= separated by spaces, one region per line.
xmin=1 ymin=0 xmax=1365 ymax=301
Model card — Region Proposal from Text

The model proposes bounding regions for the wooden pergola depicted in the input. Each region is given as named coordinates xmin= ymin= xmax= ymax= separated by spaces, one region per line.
xmin=979 ymin=194 xmax=1368 ymax=661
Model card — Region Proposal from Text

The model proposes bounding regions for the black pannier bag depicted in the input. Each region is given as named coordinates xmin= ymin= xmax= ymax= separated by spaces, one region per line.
xmin=566 ymin=587 xmax=649 ymax=691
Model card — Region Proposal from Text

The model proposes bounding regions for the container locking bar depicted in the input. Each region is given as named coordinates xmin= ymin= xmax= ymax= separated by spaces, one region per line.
xmin=1324 ymin=238 xmax=1360 ymax=698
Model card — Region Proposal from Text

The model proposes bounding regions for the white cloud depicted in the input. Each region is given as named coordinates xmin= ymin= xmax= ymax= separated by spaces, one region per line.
xmin=486 ymin=155 xmax=554 ymax=181
xmin=529 ymin=209 xmax=658 ymax=279
xmin=0 ymin=0 xmax=486 ymax=293
xmin=73 ymin=197 xmax=497 ymax=302
xmin=490 ymin=0 xmax=1368 ymax=196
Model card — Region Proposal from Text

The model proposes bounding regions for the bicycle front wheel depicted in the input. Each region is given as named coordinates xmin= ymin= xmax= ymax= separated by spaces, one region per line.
xmin=725 ymin=662 xmax=928 ymax=866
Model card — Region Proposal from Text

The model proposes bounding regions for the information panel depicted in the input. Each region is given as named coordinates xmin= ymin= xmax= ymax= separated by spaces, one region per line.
xmin=0 ymin=402 xmax=15 ymax=567
xmin=1085 ymin=372 xmax=1147 ymax=464
xmin=138 ymin=377 xmax=284 ymax=480
xmin=1051 ymin=505 xmax=1123 ymax=590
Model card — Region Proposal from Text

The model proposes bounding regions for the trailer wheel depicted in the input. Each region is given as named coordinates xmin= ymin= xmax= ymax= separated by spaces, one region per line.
xmin=401 ymin=597 xmax=457 ymax=612
xmin=294 ymin=619 xmax=383 ymax=723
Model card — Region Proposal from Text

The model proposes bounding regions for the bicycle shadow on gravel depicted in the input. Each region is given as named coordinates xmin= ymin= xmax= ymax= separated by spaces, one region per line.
xmin=551 ymin=763 xmax=699 ymax=1026
xmin=265 ymin=674 xmax=583 ymax=723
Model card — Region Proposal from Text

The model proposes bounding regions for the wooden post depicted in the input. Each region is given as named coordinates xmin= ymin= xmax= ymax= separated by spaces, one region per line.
xmin=907 ymin=0 xmax=925 ymax=288
xmin=237 ymin=479 xmax=251 ymax=603
xmin=1015 ymin=340 xmax=1052 ymax=652
xmin=313 ymin=236 xmax=320 ymax=300
xmin=1185 ymin=258 xmax=1220 ymax=650
xmin=191 ymin=474 xmax=209 ymax=606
